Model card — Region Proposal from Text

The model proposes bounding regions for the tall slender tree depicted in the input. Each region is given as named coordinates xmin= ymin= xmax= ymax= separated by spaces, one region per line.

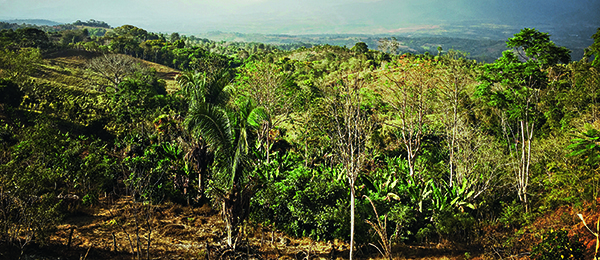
xmin=476 ymin=28 xmax=569 ymax=212
xmin=237 ymin=61 xmax=293 ymax=164
xmin=435 ymin=51 xmax=476 ymax=187
xmin=177 ymin=70 xmax=229 ymax=199
xmin=383 ymin=57 xmax=437 ymax=180
xmin=328 ymin=73 xmax=373 ymax=260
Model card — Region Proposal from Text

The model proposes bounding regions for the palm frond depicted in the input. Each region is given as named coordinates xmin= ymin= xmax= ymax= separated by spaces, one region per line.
xmin=185 ymin=102 xmax=234 ymax=161
xmin=248 ymin=106 xmax=270 ymax=128
xmin=205 ymin=69 xmax=232 ymax=106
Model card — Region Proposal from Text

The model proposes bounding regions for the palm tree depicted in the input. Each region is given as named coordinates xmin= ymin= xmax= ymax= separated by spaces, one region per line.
xmin=177 ymin=70 xmax=230 ymax=106
xmin=183 ymin=70 xmax=263 ymax=248
xmin=177 ymin=70 xmax=230 ymax=201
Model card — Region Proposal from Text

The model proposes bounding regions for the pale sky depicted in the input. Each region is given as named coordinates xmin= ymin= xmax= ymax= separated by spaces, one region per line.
xmin=0 ymin=0 xmax=598 ymax=35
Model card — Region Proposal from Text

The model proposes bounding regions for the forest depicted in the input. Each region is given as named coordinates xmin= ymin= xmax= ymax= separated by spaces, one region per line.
xmin=1 ymin=21 xmax=600 ymax=260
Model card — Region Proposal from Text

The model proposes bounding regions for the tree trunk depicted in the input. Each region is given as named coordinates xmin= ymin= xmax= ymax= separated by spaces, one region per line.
xmin=449 ymin=94 xmax=458 ymax=187
xmin=524 ymin=121 xmax=533 ymax=213
xmin=223 ymin=200 xmax=234 ymax=248
xmin=517 ymin=120 xmax=534 ymax=213
xmin=266 ymin=125 xmax=271 ymax=164
xmin=407 ymin=153 xmax=415 ymax=179
xmin=349 ymin=184 xmax=355 ymax=260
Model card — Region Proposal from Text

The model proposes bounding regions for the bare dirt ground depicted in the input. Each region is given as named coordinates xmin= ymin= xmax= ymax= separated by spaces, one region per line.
xmin=3 ymin=195 xmax=483 ymax=260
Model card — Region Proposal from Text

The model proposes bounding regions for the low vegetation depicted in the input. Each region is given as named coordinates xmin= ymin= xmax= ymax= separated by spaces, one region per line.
xmin=1 ymin=22 xmax=600 ymax=259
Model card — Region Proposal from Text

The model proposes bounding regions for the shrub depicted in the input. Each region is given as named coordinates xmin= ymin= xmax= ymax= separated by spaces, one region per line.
xmin=251 ymin=166 xmax=350 ymax=241
xmin=531 ymin=230 xmax=585 ymax=260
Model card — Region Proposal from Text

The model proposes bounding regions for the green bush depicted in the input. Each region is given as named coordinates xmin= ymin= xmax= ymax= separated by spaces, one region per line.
xmin=3 ymin=121 xmax=115 ymax=196
xmin=387 ymin=203 xmax=417 ymax=241
xmin=0 ymin=191 xmax=61 ymax=248
xmin=120 ymin=135 xmax=189 ymax=204
xmin=251 ymin=166 xmax=350 ymax=241
xmin=0 ymin=78 xmax=23 ymax=108
xmin=531 ymin=230 xmax=585 ymax=260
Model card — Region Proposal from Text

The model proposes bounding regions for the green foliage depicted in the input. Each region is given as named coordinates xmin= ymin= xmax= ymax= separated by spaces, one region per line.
xmin=121 ymin=137 xmax=188 ymax=203
xmin=387 ymin=203 xmax=417 ymax=241
xmin=0 ymin=47 xmax=42 ymax=82
xmin=538 ymin=61 xmax=600 ymax=131
xmin=0 ymin=124 xmax=18 ymax=151
xmin=497 ymin=200 xmax=535 ymax=229
xmin=428 ymin=179 xmax=477 ymax=242
xmin=0 ymin=78 xmax=23 ymax=108
xmin=19 ymin=81 xmax=106 ymax=128
xmin=178 ymin=69 xmax=230 ymax=106
xmin=107 ymin=78 xmax=173 ymax=136
xmin=477 ymin=29 xmax=570 ymax=129
xmin=57 ymin=29 xmax=90 ymax=47
xmin=2 ymin=120 xmax=116 ymax=196
xmin=0 ymin=117 xmax=121 ymax=249
xmin=531 ymin=230 xmax=585 ymax=260
xmin=569 ymin=125 xmax=600 ymax=166
xmin=588 ymin=28 xmax=600 ymax=67
xmin=3 ymin=21 xmax=600 ymax=257
xmin=0 ymin=28 xmax=51 ymax=50
xmin=476 ymin=50 xmax=547 ymax=113
xmin=252 ymin=153 xmax=479 ymax=244
xmin=540 ymin=162 xmax=596 ymax=209
xmin=0 ymin=191 xmax=62 ymax=248
xmin=507 ymin=28 xmax=571 ymax=66
xmin=362 ymin=155 xmax=481 ymax=243
xmin=73 ymin=19 xmax=111 ymax=28
xmin=351 ymin=42 xmax=369 ymax=54
xmin=362 ymin=157 xmax=427 ymax=241
xmin=251 ymin=166 xmax=351 ymax=241
xmin=184 ymin=69 xmax=270 ymax=246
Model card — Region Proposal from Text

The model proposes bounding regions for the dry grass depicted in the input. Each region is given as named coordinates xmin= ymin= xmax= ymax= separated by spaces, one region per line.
xmin=38 ymin=49 xmax=181 ymax=93
xmin=6 ymin=195 xmax=478 ymax=260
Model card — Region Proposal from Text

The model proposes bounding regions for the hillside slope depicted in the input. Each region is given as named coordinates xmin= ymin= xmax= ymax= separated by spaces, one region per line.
xmin=39 ymin=49 xmax=180 ymax=93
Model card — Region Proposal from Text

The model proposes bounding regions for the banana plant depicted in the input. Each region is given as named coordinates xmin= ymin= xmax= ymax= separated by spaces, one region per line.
xmin=430 ymin=178 xmax=476 ymax=215
xmin=372 ymin=156 xmax=434 ymax=213
xmin=569 ymin=127 xmax=600 ymax=166
xmin=449 ymin=178 xmax=477 ymax=211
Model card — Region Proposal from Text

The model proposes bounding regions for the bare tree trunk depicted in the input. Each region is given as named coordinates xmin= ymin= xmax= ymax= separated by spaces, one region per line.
xmin=407 ymin=153 xmax=415 ymax=179
xmin=349 ymin=185 xmax=355 ymax=260
xmin=516 ymin=120 xmax=534 ymax=213
xmin=525 ymin=121 xmax=534 ymax=213
xmin=328 ymin=74 xmax=372 ymax=260
xmin=266 ymin=123 xmax=271 ymax=164
xmin=223 ymin=200 xmax=233 ymax=248
xmin=519 ymin=121 xmax=526 ymax=204
xmin=384 ymin=62 xmax=436 ymax=182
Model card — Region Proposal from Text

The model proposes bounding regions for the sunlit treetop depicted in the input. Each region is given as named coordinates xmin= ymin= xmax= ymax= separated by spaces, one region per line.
xmin=586 ymin=28 xmax=600 ymax=67
xmin=506 ymin=28 xmax=571 ymax=66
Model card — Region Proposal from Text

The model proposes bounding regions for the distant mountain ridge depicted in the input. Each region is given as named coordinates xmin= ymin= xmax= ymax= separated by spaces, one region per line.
xmin=1 ymin=19 xmax=61 ymax=26
xmin=194 ymin=27 xmax=590 ymax=62
xmin=0 ymin=17 xmax=591 ymax=62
